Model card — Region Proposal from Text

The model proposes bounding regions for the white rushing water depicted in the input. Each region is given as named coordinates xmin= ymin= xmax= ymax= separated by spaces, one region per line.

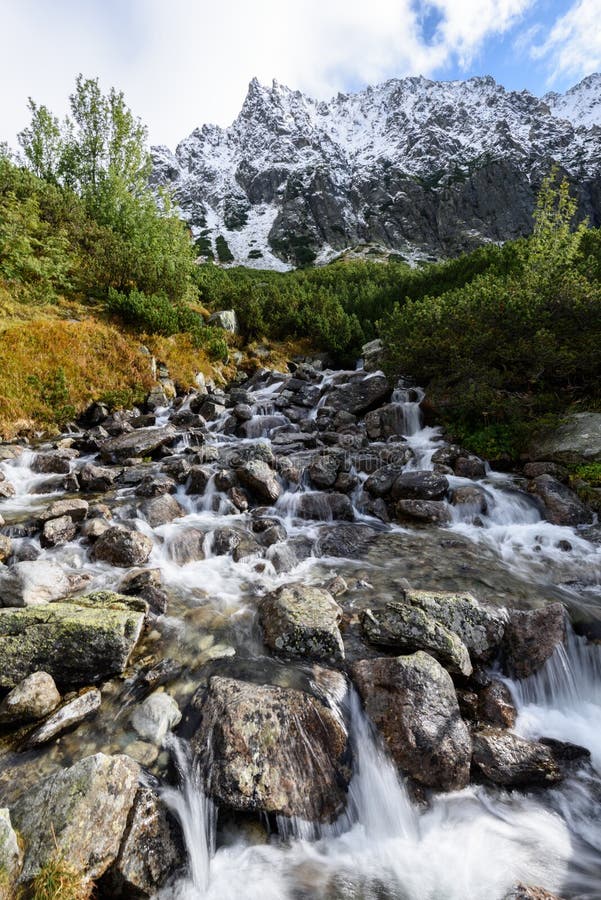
xmin=2 ymin=367 xmax=601 ymax=899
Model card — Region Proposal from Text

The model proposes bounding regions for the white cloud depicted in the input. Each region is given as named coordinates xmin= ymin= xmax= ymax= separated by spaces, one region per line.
xmin=0 ymin=0 xmax=535 ymax=149
xmin=531 ymin=0 xmax=601 ymax=83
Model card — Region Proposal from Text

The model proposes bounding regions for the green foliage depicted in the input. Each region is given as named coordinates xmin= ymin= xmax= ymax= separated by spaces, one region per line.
xmin=570 ymin=463 xmax=601 ymax=486
xmin=27 ymin=367 xmax=76 ymax=426
xmin=215 ymin=235 xmax=234 ymax=263
xmin=105 ymin=288 xmax=228 ymax=360
xmin=379 ymin=172 xmax=601 ymax=455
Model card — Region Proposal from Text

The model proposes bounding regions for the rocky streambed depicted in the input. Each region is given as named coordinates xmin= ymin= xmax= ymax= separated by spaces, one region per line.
xmin=0 ymin=360 xmax=600 ymax=899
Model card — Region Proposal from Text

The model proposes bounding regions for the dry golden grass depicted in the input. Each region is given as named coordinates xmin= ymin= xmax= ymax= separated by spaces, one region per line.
xmin=26 ymin=856 xmax=93 ymax=900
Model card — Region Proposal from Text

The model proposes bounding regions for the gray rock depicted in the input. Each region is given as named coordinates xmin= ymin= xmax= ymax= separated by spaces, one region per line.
xmin=24 ymin=687 xmax=101 ymax=748
xmin=361 ymin=339 xmax=385 ymax=372
xmin=0 ymin=808 xmax=22 ymax=892
xmin=352 ymin=652 xmax=472 ymax=791
xmin=364 ymin=404 xmax=410 ymax=440
xmin=191 ymin=676 xmax=350 ymax=821
xmin=325 ymin=373 xmax=390 ymax=415
xmin=364 ymin=462 xmax=411 ymax=497
xmin=0 ymin=535 xmax=12 ymax=564
xmin=141 ymin=494 xmax=185 ymax=527
xmin=391 ymin=470 xmax=449 ymax=501
xmin=38 ymin=498 xmax=89 ymax=523
xmin=504 ymin=886 xmax=563 ymax=900
xmin=79 ymin=463 xmax=117 ymax=492
xmin=529 ymin=474 xmax=593 ymax=526
xmin=0 ymin=596 xmax=145 ymax=689
xmin=308 ymin=452 xmax=343 ymax=489
xmin=93 ymin=527 xmax=153 ymax=567
xmin=260 ymin=584 xmax=344 ymax=663
xmin=236 ymin=459 xmax=281 ymax=503
xmin=316 ymin=524 xmax=378 ymax=558
xmin=40 ymin=514 xmax=77 ymax=548
xmin=472 ymin=728 xmax=563 ymax=787
xmin=0 ymin=671 xmax=61 ymax=725
xmin=451 ymin=484 xmax=489 ymax=513
xmin=503 ymin=603 xmax=567 ymax=679
xmin=478 ymin=680 xmax=517 ymax=728
xmin=0 ymin=560 xmax=87 ymax=608
xmin=186 ymin=464 xmax=214 ymax=494
xmin=102 ymin=787 xmax=184 ymax=898
xmin=528 ymin=412 xmax=601 ymax=465
xmin=131 ymin=691 xmax=181 ymax=745
xmin=11 ymin=753 xmax=140 ymax=882
xmin=395 ymin=499 xmax=452 ymax=525
xmin=31 ymin=449 xmax=78 ymax=474
xmin=361 ymin=602 xmax=472 ymax=676
xmin=454 ymin=455 xmax=486 ymax=479
xmin=295 ymin=491 xmax=355 ymax=521
xmin=100 ymin=425 xmax=176 ymax=463
xmin=0 ymin=481 xmax=15 ymax=499
xmin=403 ymin=589 xmax=505 ymax=662
xmin=208 ymin=309 xmax=238 ymax=333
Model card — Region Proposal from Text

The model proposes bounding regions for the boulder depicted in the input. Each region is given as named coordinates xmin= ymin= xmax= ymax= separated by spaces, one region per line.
xmin=99 ymin=425 xmax=176 ymax=463
xmin=11 ymin=753 xmax=140 ymax=883
xmin=38 ymin=498 xmax=89 ymax=523
xmin=477 ymin=680 xmax=517 ymax=728
xmin=0 ymin=597 xmax=145 ymax=689
xmin=364 ymin=462 xmax=411 ymax=498
xmin=190 ymin=676 xmax=350 ymax=821
xmin=325 ymin=373 xmax=390 ymax=415
xmin=502 ymin=603 xmax=567 ymax=679
xmin=364 ymin=404 xmax=409 ymax=440
xmin=308 ymin=452 xmax=343 ymax=489
xmin=131 ymin=691 xmax=181 ymax=745
xmin=454 ymin=455 xmax=486 ymax=479
xmin=471 ymin=728 xmax=562 ymax=787
xmin=260 ymin=584 xmax=344 ymax=663
xmin=395 ymin=499 xmax=452 ymax=525
xmin=0 ymin=535 xmax=12 ymax=564
xmin=208 ymin=309 xmax=238 ymax=333
xmin=236 ymin=459 xmax=281 ymax=504
xmin=0 ymin=481 xmax=15 ymax=499
xmin=0 ymin=560 xmax=87 ymax=608
xmin=504 ymin=886 xmax=563 ymax=900
xmin=31 ymin=449 xmax=78 ymax=474
xmin=24 ymin=688 xmax=101 ymax=748
xmin=93 ymin=527 xmax=153 ymax=567
xmin=451 ymin=484 xmax=489 ymax=514
xmin=403 ymin=589 xmax=504 ymax=662
xmin=141 ymin=494 xmax=185 ymax=527
xmin=101 ymin=787 xmax=184 ymax=898
xmin=40 ymin=514 xmax=77 ymax=548
xmin=316 ymin=524 xmax=378 ymax=558
xmin=136 ymin=473 xmax=177 ymax=498
xmin=0 ymin=671 xmax=61 ymax=725
xmin=295 ymin=492 xmax=354 ymax=521
xmin=361 ymin=338 xmax=385 ymax=372
xmin=529 ymin=474 xmax=593 ymax=526
xmin=361 ymin=602 xmax=472 ymax=676
xmin=0 ymin=808 xmax=22 ymax=893
xmin=352 ymin=652 xmax=472 ymax=791
xmin=528 ymin=412 xmax=601 ymax=465
xmin=391 ymin=470 xmax=449 ymax=501
xmin=186 ymin=464 xmax=213 ymax=495
xmin=79 ymin=463 xmax=117 ymax=493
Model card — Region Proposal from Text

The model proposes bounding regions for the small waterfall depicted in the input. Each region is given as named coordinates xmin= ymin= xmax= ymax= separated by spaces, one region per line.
xmin=510 ymin=626 xmax=601 ymax=771
xmin=162 ymin=737 xmax=217 ymax=896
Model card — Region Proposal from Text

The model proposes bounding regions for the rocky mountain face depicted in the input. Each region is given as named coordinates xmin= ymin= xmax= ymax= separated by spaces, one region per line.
xmin=151 ymin=73 xmax=601 ymax=269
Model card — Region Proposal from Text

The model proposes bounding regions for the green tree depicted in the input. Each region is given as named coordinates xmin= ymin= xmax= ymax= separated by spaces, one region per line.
xmin=18 ymin=100 xmax=63 ymax=183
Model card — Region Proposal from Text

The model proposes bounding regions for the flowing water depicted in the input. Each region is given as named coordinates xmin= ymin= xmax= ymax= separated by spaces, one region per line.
xmin=1 ymin=367 xmax=601 ymax=899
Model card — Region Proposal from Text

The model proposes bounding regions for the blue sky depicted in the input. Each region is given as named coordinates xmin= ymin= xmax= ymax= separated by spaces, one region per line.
xmin=1 ymin=0 xmax=599 ymax=149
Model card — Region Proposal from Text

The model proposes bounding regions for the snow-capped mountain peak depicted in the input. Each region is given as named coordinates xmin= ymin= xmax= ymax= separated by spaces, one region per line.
xmin=151 ymin=73 xmax=601 ymax=269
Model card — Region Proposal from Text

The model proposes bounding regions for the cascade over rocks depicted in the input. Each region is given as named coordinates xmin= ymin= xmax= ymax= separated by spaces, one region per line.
xmin=189 ymin=675 xmax=350 ymax=821
xmin=352 ymin=652 xmax=472 ymax=791
xmin=529 ymin=474 xmax=594 ymax=527
xmin=325 ymin=373 xmax=390 ymax=415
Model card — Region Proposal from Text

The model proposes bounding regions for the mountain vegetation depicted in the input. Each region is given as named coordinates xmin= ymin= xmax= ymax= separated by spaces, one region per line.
xmin=1 ymin=78 xmax=600 ymax=459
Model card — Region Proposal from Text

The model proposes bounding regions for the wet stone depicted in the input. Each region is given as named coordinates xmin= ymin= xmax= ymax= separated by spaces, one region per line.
xmin=0 ymin=671 xmax=61 ymax=725
xmin=391 ymin=470 xmax=449 ymax=501
xmin=93 ymin=526 xmax=153 ymax=567
xmin=502 ymin=603 xmax=567 ymax=679
xmin=352 ymin=652 xmax=472 ymax=791
xmin=395 ymin=499 xmax=452 ymax=525
xmin=471 ymin=728 xmax=563 ymax=787
xmin=24 ymin=687 xmax=102 ymax=748
xmin=260 ymin=584 xmax=344 ymax=663
xmin=40 ymin=513 xmax=77 ymax=548
xmin=478 ymin=680 xmax=517 ymax=728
